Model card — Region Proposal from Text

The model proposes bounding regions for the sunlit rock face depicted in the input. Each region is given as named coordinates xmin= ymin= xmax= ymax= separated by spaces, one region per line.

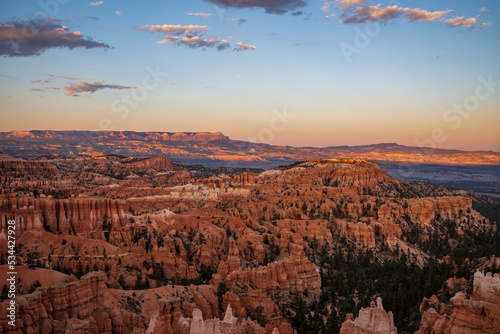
xmin=0 ymin=154 xmax=497 ymax=333
xmin=340 ymin=298 xmax=397 ymax=334
xmin=416 ymin=271 xmax=500 ymax=334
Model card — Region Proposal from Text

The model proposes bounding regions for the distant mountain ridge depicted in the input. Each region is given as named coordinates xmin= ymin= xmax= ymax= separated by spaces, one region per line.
xmin=0 ymin=130 xmax=499 ymax=167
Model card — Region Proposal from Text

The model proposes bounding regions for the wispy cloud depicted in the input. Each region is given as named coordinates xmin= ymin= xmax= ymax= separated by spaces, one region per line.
xmin=180 ymin=35 xmax=219 ymax=48
xmin=203 ymin=0 xmax=306 ymax=14
xmin=157 ymin=36 xmax=179 ymax=44
xmin=115 ymin=11 xmax=122 ymax=16
xmin=137 ymin=24 xmax=209 ymax=35
xmin=0 ymin=18 xmax=110 ymax=57
xmin=340 ymin=5 xmax=452 ymax=24
xmin=479 ymin=7 xmax=489 ymax=13
xmin=87 ymin=1 xmax=103 ymax=6
xmin=31 ymin=74 xmax=82 ymax=84
xmin=28 ymin=74 xmax=136 ymax=97
xmin=334 ymin=3 xmax=485 ymax=29
xmin=137 ymin=23 xmax=254 ymax=51
xmin=235 ymin=41 xmax=256 ymax=52
xmin=334 ymin=0 xmax=366 ymax=10
xmin=46 ymin=74 xmax=83 ymax=80
xmin=444 ymin=16 xmax=477 ymax=28
xmin=321 ymin=1 xmax=335 ymax=12
xmin=185 ymin=13 xmax=212 ymax=18
xmin=31 ymin=78 xmax=52 ymax=83
xmin=0 ymin=74 xmax=13 ymax=79
xmin=62 ymin=81 xmax=136 ymax=96
xmin=231 ymin=18 xmax=247 ymax=25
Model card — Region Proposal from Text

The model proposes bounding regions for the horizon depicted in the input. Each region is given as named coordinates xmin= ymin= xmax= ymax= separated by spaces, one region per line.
xmin=1 ymin=129 xmax=499 ymax=153
xmin=1 ymin=0 xmax=499 ymax=151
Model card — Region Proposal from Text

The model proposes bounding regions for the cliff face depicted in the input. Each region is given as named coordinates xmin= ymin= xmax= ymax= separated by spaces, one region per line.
xmin=378 ymin=196 xmax=474 ymax=225
xmin=0 ymin=195 xmax=128 ymax=247
xmin=212 ymin=251 xmax=320 ymax=295
xmin=0 ymin=272 xmax=146 ymax=334
xmin=125 ymin=156 xmax=177 ymax=171
xmin=0 ymin=157 xmax=55 ymax=174
xmin=0 ymin=273 xmax=286 ymax=334
xmin=339 ymin=298 xmax=397 ymax=334
xmin=259 ymin=159 xmax=391 ymax=192
xmin=416 ymin=271 xmax=500 ymax=334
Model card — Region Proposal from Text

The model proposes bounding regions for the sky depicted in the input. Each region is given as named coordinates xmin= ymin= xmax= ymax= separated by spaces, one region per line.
xmin=0 ymin=0 xmax=499 ymax=151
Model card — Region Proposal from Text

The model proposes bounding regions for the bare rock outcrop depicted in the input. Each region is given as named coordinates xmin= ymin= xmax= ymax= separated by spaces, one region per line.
xmin=0 ymin=271 xmax=145 ymax=333
xmin=416 ymin=271 xmax=500 ymax=334
xmin=213 ymin=253 xmax=321 ymax=295
xmin=339 ymin=298 xmax=397 ymax=334
xmin=0 ymin=195 xmax=129 ymax=242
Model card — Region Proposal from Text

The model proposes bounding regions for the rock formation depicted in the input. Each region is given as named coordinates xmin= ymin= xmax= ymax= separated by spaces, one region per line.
xmin=0 ymin=271 xmax=145 ymax=333
xmin=0 ymin=195 xmax=129 ymax=245
xmin=339 ymin=298 xmax=397 ymax=334
xmin=416 ymin=271 xmax=500 ymax=334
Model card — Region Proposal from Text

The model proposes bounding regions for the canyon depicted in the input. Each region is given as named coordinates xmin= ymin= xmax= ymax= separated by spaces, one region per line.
xmin=0 ymin=153 xmax=499 ymax=333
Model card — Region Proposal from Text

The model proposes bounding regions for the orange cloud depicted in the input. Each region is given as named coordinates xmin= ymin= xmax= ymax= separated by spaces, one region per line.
xmin=444 ymin=16 xmax=477 ymax=28
xmin=340 ymin=5 xmax=452 ymax=24
xmin=137 ymin=24 xmax=208 ymax=35
xmin=235 ymin=41 xmax=256 ymax=52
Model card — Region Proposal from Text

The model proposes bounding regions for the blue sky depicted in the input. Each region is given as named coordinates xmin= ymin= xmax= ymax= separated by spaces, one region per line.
xmin=0 ymin=0 xmax=499 ymax=150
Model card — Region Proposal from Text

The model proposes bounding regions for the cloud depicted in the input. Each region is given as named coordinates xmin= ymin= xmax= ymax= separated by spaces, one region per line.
xmin=28 ymin=88 xmax=43 ymax=91
xmin=203 ymin=0 xmax=306 ymax=14
xmin=479 ymin=7 xmax=489 ymax=13
xmin=234 ymin=41 xmax=256 ymax=51
xmin=334 ymin=0 xmax=365 ymax=10
xmin=321 ymin=2 xmax=335 ymax=12
xmin=87 ymin=1 xmax=103 ymax=6
xmin=444 ymin=16 xmax=477 ymax=28
xmin=292 ymin=11 xmax=303 ymax=16
xmin=138 ymin=23 xmax=249 ymax=51
xmin=0 ymin=18 xmax=110 ymax=57
xmin=179 ymin=35 xmax=220 ymax=48
xmin=31 ymin=78 xmax=53 ymax=83
xmin=115 ymin=11 xmax=122 ymax=16
xmin=0 ymin=74 xmax=13 ymax=79
xmin=62 ymin=81 xmax=137 ymax=96
xmin=28 ymin=75 xmax=136 ymax=97
xmin=202 ymin=85 xmax=211 ymax=89
xmin=231 ymin=18 xmax=247 ymax=25
xmin=185 ymin=13 xmax=212 ymax=18
xmin=218 ymin=39 xmax=230 ymax=50
xmin=46 ymin=74 xmax=83 ymax=80
xmin=137 ymin=24 xmax=209 ymax=35
xmin=157 ymin=36 xmax=179 ymax=44
xmin=340 ymin=5 xmax=452 ymax=25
